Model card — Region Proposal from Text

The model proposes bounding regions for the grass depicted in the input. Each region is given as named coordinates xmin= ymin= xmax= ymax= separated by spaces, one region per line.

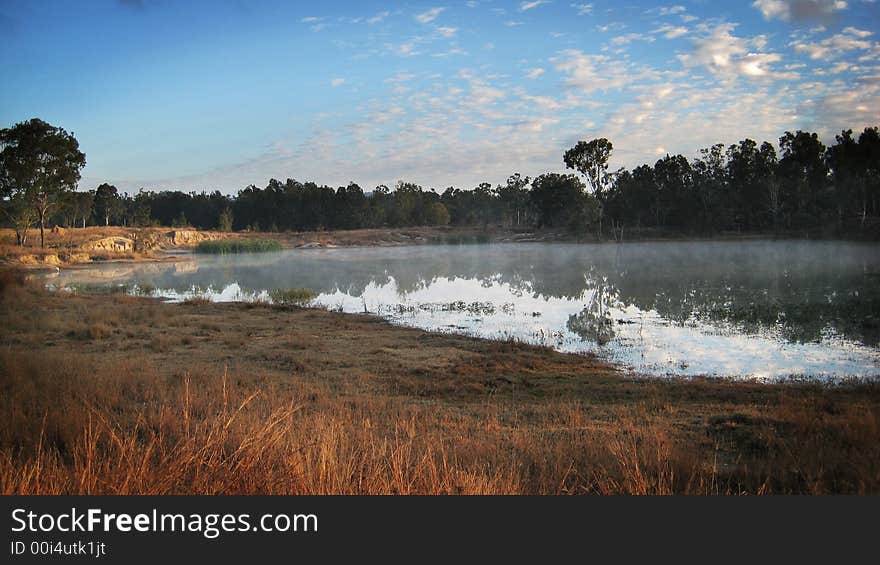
xmin=194 ymin=239 xmax=283 ymax=254
xmin=269 ymin=288 xmax=316 ymax=306
xmin=1 ymin=268 xmax=879 ymax=494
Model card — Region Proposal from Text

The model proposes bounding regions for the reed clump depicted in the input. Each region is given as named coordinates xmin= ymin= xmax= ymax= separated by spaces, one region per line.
xmin=194 ymin=239 xmax=282 ymax=254
xmin=269 ymin=288 xmax=315 ymax=306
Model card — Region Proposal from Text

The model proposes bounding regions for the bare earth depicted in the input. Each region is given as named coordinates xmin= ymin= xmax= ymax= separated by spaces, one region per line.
xmin=0 ymin=226 xmax=565 ymax=268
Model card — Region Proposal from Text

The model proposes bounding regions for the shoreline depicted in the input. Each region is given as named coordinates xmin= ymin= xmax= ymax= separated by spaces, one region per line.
xmin=4 ymin=225 xmax=877 ymax=270
xmin=2 ymin=277 xmax=879 ymax=494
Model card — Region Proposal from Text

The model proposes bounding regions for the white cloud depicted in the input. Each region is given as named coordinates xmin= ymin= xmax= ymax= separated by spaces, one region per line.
xmin=331 ymin=78 xmax=346 ymax=87
xmin=300 ymin=16 xmax=321 ymax=23
xmin=436 ymin=26 xmax=458 ymax=38
xmin=650 ymin=5 xmax=687 ymax=16
xmin=526 ymin=67 xmax=545 ymax=79
xmin=679 ymin=23 xmax=794 ymax=80
xmin=553 ymin=49 xmax=647 ymax=92
xmin=366 ymin=11 xmax=390 ymax=24
xmin=611 ymin=33 xmax=655 ymax=45
xmin=752 ymin=0 xmax=848 ymax=22
xmin=654 ymin=25 xmax=689 ymax=39
xmin=791 ymin=27 xmax=874 ymax=60
xmin=415 ymin=7 xmax=445 ymax=24
xmin=521 ymin=94 xmax=562 ymax=110
xmin=520 ymin=1 xmax=550 ymax=11
xmin=389 ymin=42 xmax=422 ymax=57
xmin=571 ymin=3 xmax=593 ymax=15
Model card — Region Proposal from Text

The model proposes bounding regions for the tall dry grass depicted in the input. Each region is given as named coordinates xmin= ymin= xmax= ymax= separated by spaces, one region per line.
xmin=1 ymin=267 xmax=878 ymax=494
xmin=0 ymin=346 xmax=716 ymax=495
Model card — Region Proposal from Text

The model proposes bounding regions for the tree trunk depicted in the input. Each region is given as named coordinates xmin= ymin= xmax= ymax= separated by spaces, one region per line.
xmin=39 ymin=216 xmax=45 ymax=248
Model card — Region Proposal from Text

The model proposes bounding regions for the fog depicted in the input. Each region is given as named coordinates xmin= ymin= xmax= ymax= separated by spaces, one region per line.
xmin=48 ymin=240 xmax=880 ymax=381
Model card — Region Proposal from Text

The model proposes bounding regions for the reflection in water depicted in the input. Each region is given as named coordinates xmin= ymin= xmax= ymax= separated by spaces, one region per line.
xmin=47 ymin=241 xmax=880 ymax=381
xmin=566 ymin=274 xmax=622 ymax=346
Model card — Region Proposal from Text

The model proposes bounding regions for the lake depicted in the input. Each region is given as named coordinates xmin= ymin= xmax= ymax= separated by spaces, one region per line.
xmin=46 ymin=240 xmax=880 ymax=381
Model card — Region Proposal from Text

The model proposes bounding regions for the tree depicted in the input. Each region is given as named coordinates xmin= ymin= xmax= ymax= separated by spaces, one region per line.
xmin=3 ymin=192 xmax=37 ymax=246
xmin=778 ymin=130 xmax=826 ymax=228
xmin=94 ymin=183 xmax=123 ymax=226
xmin=564 ymin=139 xmax=614 ymax=195
xmin=0 ymin=118 xmax=86 ymax=247
xmin=653 ymin=154 xmax=694 ymax=230
xmin=70 ymin=190 xmax=95 ymax=228
xmin=496 ymin=173 xmax=531 ymax=227
xmin=564 ymin=138 xmax=614 ymax=237
xmin=425 ymin=202 xmax=450 ymax=226
xmin=692 ymin=144 xmax=727 ymax=231
xmin=218 ymin=207 xmax=234 ymax=232
xmin=530 ymin=173 xmax=588 ymax=229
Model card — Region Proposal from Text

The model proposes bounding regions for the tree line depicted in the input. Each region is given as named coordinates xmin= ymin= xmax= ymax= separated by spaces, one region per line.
xmin=2 ymin=118 xmax=879 ymax=246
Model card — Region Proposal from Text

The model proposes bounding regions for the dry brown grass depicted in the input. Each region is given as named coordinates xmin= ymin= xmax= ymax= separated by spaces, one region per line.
xmin=1 ymin=267 xmax=879 ymax=494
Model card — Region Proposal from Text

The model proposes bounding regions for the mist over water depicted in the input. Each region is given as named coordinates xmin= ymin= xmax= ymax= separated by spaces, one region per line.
xmin=48 ymin=240 xmax=880 ymax=381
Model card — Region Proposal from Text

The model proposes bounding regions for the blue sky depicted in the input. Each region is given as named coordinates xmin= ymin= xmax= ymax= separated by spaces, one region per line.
xmin=1 ymin=0 xmax=878 ymax=194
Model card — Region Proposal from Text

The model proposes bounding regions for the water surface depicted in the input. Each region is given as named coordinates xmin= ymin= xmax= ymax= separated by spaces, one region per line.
xmin=47 ymin=240 xmax=880 ymax=381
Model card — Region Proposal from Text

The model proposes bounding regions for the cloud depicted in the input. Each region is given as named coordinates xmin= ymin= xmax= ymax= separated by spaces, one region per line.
xmin=649 ymin=5 xmax=687 ymax=16
xmin=436 ymin=26 xmax=458 ymax=38
xmin=301 ymin=16 xmax=321 ymax=23
xmin=611 ymin=33 xmax=655 ymax=46
xmin=752 ymin=0 xmax=848 ymax=22
xmin=526 ymin=68 xmax=545 ymax=79
xmin=389 ymin=42 xmax=422 ymax=57
xmin=654 ymin=25 xmax=689 ymax=39
xmin=415 ymin=7 xmax=445 ymax=23
xmin=331 ymin=78 xmax=346 ymax=87
xmin=678 ymin=23 xmax=794 ymax=80
xmin=790 ymin=27 xmax=873 ymax=60
xmin=519 ymin=1 xmax=550 ymax=10
xmin=553 ymin=49 xmax=647 ymax=92
xmin=571 ymin=3 xmax=593 ymax=15
xmin=366 ymin=11 xmax=390 ymax=24
xmin=809 ymin=79 xmax=880 ymax=135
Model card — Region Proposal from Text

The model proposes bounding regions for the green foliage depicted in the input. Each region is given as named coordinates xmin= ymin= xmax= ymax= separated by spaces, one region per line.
xmin=530 ymin=173 xmax=588 ymax=229
xmin=7 ymin=116 xmax=877 ymax=239
xmin=0 ymin=118 xmax=86 ymax=246
xmin=564 ymin=138 xmax=613 ymax=196
xmin=425 ymin=202 xmax=450 ymax=226
xmin=194 ymin=239 xmax=282 ymax=254
xmin=94 ymin=183 xmax=123 ymax=226
xmin=269 ymin=287 xmax=315 ymax=306
xmin=218 ymin=207 xmax=233 ymax=232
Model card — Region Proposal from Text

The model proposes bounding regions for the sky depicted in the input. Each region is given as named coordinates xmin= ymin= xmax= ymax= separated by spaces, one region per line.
xmin=1 ymin=0 xmax=878 ymax=194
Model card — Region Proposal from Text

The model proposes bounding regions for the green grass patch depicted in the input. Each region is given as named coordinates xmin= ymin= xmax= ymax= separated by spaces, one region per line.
xmin=195 ymin=239 xmax=283 ymax=254
xmin=269 ymin=288 xmax=316 ymax=306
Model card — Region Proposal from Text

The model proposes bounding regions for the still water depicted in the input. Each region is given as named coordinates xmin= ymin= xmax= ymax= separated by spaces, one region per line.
xmin=47 ymin=240 xmax=880 ymax=381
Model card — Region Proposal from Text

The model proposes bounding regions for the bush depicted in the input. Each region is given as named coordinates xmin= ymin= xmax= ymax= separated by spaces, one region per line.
xmin=194 ymin=239 xmax=282 ymax=254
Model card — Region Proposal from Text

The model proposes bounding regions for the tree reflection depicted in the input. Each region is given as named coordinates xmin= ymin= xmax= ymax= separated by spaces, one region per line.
xmin=566 ymin=273 xmax=622 ymax=345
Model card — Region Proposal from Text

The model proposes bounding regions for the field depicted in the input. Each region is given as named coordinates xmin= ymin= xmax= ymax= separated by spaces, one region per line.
xmin=1 ymin=269 xmax=879 ymax=494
